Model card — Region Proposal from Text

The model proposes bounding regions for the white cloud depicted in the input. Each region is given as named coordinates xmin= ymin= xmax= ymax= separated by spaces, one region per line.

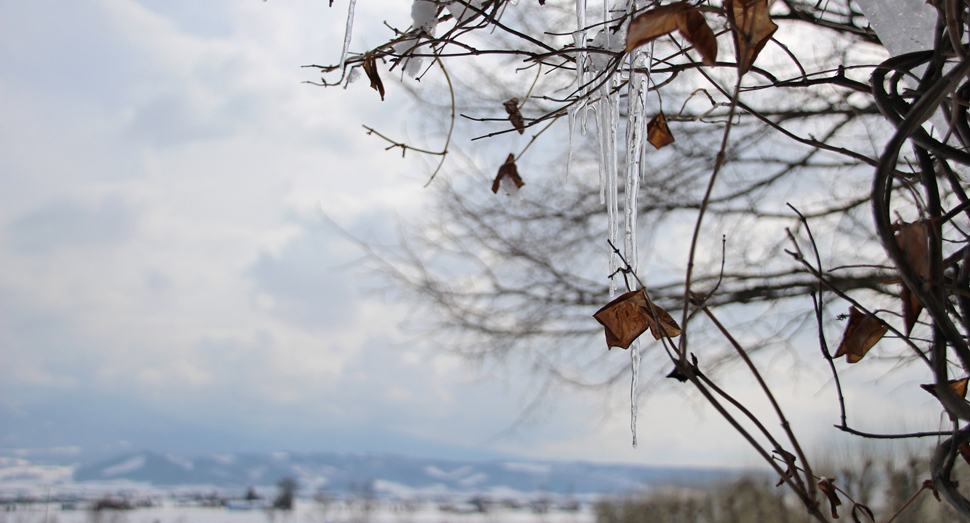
xmin=0 ymin=0 xmax=946 ymax=471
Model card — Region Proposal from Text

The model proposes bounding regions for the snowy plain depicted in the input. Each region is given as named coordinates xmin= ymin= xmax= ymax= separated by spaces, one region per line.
xmin=1 ymin=498 xmax=596 ymax=523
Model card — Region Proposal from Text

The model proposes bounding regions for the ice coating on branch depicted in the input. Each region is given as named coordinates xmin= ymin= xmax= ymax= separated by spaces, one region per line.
xmin=853 ymin=0 xmax=946 ymax=133
xmin=338 ymin=0 xmax=358 ymax=75
xmin=853 ymin=0 xmax=934 ymax=57
xmin=393 ymin=39 xmax=425 ymax=78
xmin=447 ymin=0 xmax=485 ymax=23
xmin=411 ymin=0 xmax=439 ymax=33
xmin=588 ymin=30 xmax=623 ymax=72
xmin=343 ymin=67 xmax=361 ymax=88
xmin=498 ymin=175 xmax=524 ymax=200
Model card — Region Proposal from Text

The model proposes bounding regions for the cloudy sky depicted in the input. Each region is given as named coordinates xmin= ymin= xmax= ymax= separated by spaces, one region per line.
xmin=0 ymin=0 xmax=951 ymax=470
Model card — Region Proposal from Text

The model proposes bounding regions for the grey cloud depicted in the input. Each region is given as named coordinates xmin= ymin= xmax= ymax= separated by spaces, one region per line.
xmin=128 ymin=92 xmax=232 ymax=146
xmin=247 ymin=225 xmax=356 ymax=331
xmin=6 ymin=197 xmax=137 ymax=254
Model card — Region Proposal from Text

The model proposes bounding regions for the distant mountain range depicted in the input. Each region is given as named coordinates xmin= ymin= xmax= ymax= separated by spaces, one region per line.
xmin=64 ymin=451 xmax=740 ymax=495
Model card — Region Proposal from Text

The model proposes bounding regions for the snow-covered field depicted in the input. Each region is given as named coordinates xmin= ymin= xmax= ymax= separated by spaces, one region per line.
xmin=1 ymin=500 xmax=595 ymax=523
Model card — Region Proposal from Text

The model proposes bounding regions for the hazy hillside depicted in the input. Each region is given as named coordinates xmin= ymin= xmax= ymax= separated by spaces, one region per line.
xmin=70 ymin=451 xmax=738 ymax=495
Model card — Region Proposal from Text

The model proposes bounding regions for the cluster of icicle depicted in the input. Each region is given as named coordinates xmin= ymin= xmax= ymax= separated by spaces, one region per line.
xmin=568 ymin=0 xmax=649 ymax=448
xmin=335 ymin=0 xmax=649 ymax=448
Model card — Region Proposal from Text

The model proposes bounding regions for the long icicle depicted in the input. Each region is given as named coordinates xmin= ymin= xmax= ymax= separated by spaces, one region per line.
xmin=338 ymin=0 xmax=358 ymax=75
xmin=625 ymin=49 xmax=645 ymax=448
xmin=567 ymin=0 xmax=588 ymax=182
xmin=608 ymin=79 xmax=619 ymax=297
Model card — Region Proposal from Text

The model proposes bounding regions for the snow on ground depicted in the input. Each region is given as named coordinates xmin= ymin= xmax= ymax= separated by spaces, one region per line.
xmin=1 ymin=499 xmax=595 ymax=523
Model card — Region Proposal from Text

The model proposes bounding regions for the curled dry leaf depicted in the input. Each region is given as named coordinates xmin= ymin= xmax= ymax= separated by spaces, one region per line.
xmin=503 ymin=98 xmax=525 ymax=134
xmin=919 ymin=377 xmax=970 ymax=399
xmin=361 ymin=53 xmax=386 ymax=101
xmin=773 ymin=449 xmax=796 ymax=487
xmin=725 ymin=0 xmax=778 ymax=75
xmin=895 ymin=221 xmax=929 ymax=336
xmin=625 ymin=3 xmax=717 ymax=66
xmin=491 ymin=153 xmax=525 ymax=194
xmin=834 ymin=306 xmax=888 ymax=364
xmin=817 ymin=477 xmax=842 ymax=519
xmin=647 ymin=112 xmax=675 ymax=149
xmin=592 ymin=288 xmax=681 ymax=350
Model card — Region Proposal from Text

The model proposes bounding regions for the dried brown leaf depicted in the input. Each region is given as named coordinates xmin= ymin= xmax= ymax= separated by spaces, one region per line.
xmin=593 ymin=290 xmax=650 ymax=350
xmin=623 ymin=289 xmax=682 ymax=339
xmin=625 ymin=3 xmax=717 ymax=65
xmin=361 ymin=53 xmax=385 ymax=101
xmin=679 ymin=7 xmax=718 ymax=66
xmin=725 ymin=0 xmax=777 ymax=75
xmin=647 ymin=112 xmax=675 ymax=149
xmin=491 ymin=153 xmax=525 ymax=194
xmin=773 ymin=449 xmax=796 ymax=487
xmin=920 ymin=377 xmax=970 ymax=399
xmin=625 ymin=3 xmax=687 ymax=51
xmin=817 ymin=477 xmax=842 ymax=519
xmin=593 ymin=289 xmax=681 ymax=350
xmin=834 ymin=306 xmax=888 ymax=364
xmin=895 ymin=221 xmax=928 ymax=336
xmin=503 ymin=98 xmax=525 ymax=134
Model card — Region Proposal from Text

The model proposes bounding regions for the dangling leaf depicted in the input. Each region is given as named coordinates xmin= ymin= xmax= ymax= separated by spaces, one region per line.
xmin=895 ymin=221 xmax=929 ymax=336
xmin=593 ymin=290 xmax=650 ymax=350
xmin=625 ymin=3 xmax=717 ymax=65
xmin=817 ymin=477 xmax=842 ymax=519
xmin=647 ymin=112 xmax=675 ymax=149
xmin=593 ymin=289 xmax=681 ymax=350
xmin=491 ymin=153 xmax=525 ymax=195
xmin=503 ymin=98 xmax=525 ymax=134
xmin=361 ymin=53 xmax=385 ymax=101
xmin=920 ymin=377 xmax=970 ymax=399
xmin=834 ymin=306 xmax=888 ymax=363
xmin=679 ymin=8 xmax=718 ymax=66
xmin=773 ymin=449 xmax=796 ymax=487
xmin=725 ymin=0 xmax=777 ymax=75
xmin=639 ymin=293 xmax=682 ymax=340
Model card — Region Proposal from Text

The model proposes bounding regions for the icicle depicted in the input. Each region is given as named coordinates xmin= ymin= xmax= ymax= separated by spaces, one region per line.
xmin=595 ymin=101 xmax=607 ymax=206
xmin=599 ymin=78 xmax=619 ymax=297
xmin=569 ymin=0 xmax=588 ymax=175
xmin=625 ymin=51 xmax=645 ymax=274
xmin=608 ymin=77 xmax=619 ymax=297
xmin=580 ymin=98 xmax=590 ymax=136
xmin=566 ymin=107 xmax=576 ymax=182
xmin=624 ymin=12 xmax=647 ymax=447
xmin=602 ymin=0 xmax=609 ymax=51
xmin=630 ymin=339 xmax=640 ymax=448
xmin=575 ymin=0 xmax=588 ymax=99
xmin=338 ymin=0 xmax=358 ymax=75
